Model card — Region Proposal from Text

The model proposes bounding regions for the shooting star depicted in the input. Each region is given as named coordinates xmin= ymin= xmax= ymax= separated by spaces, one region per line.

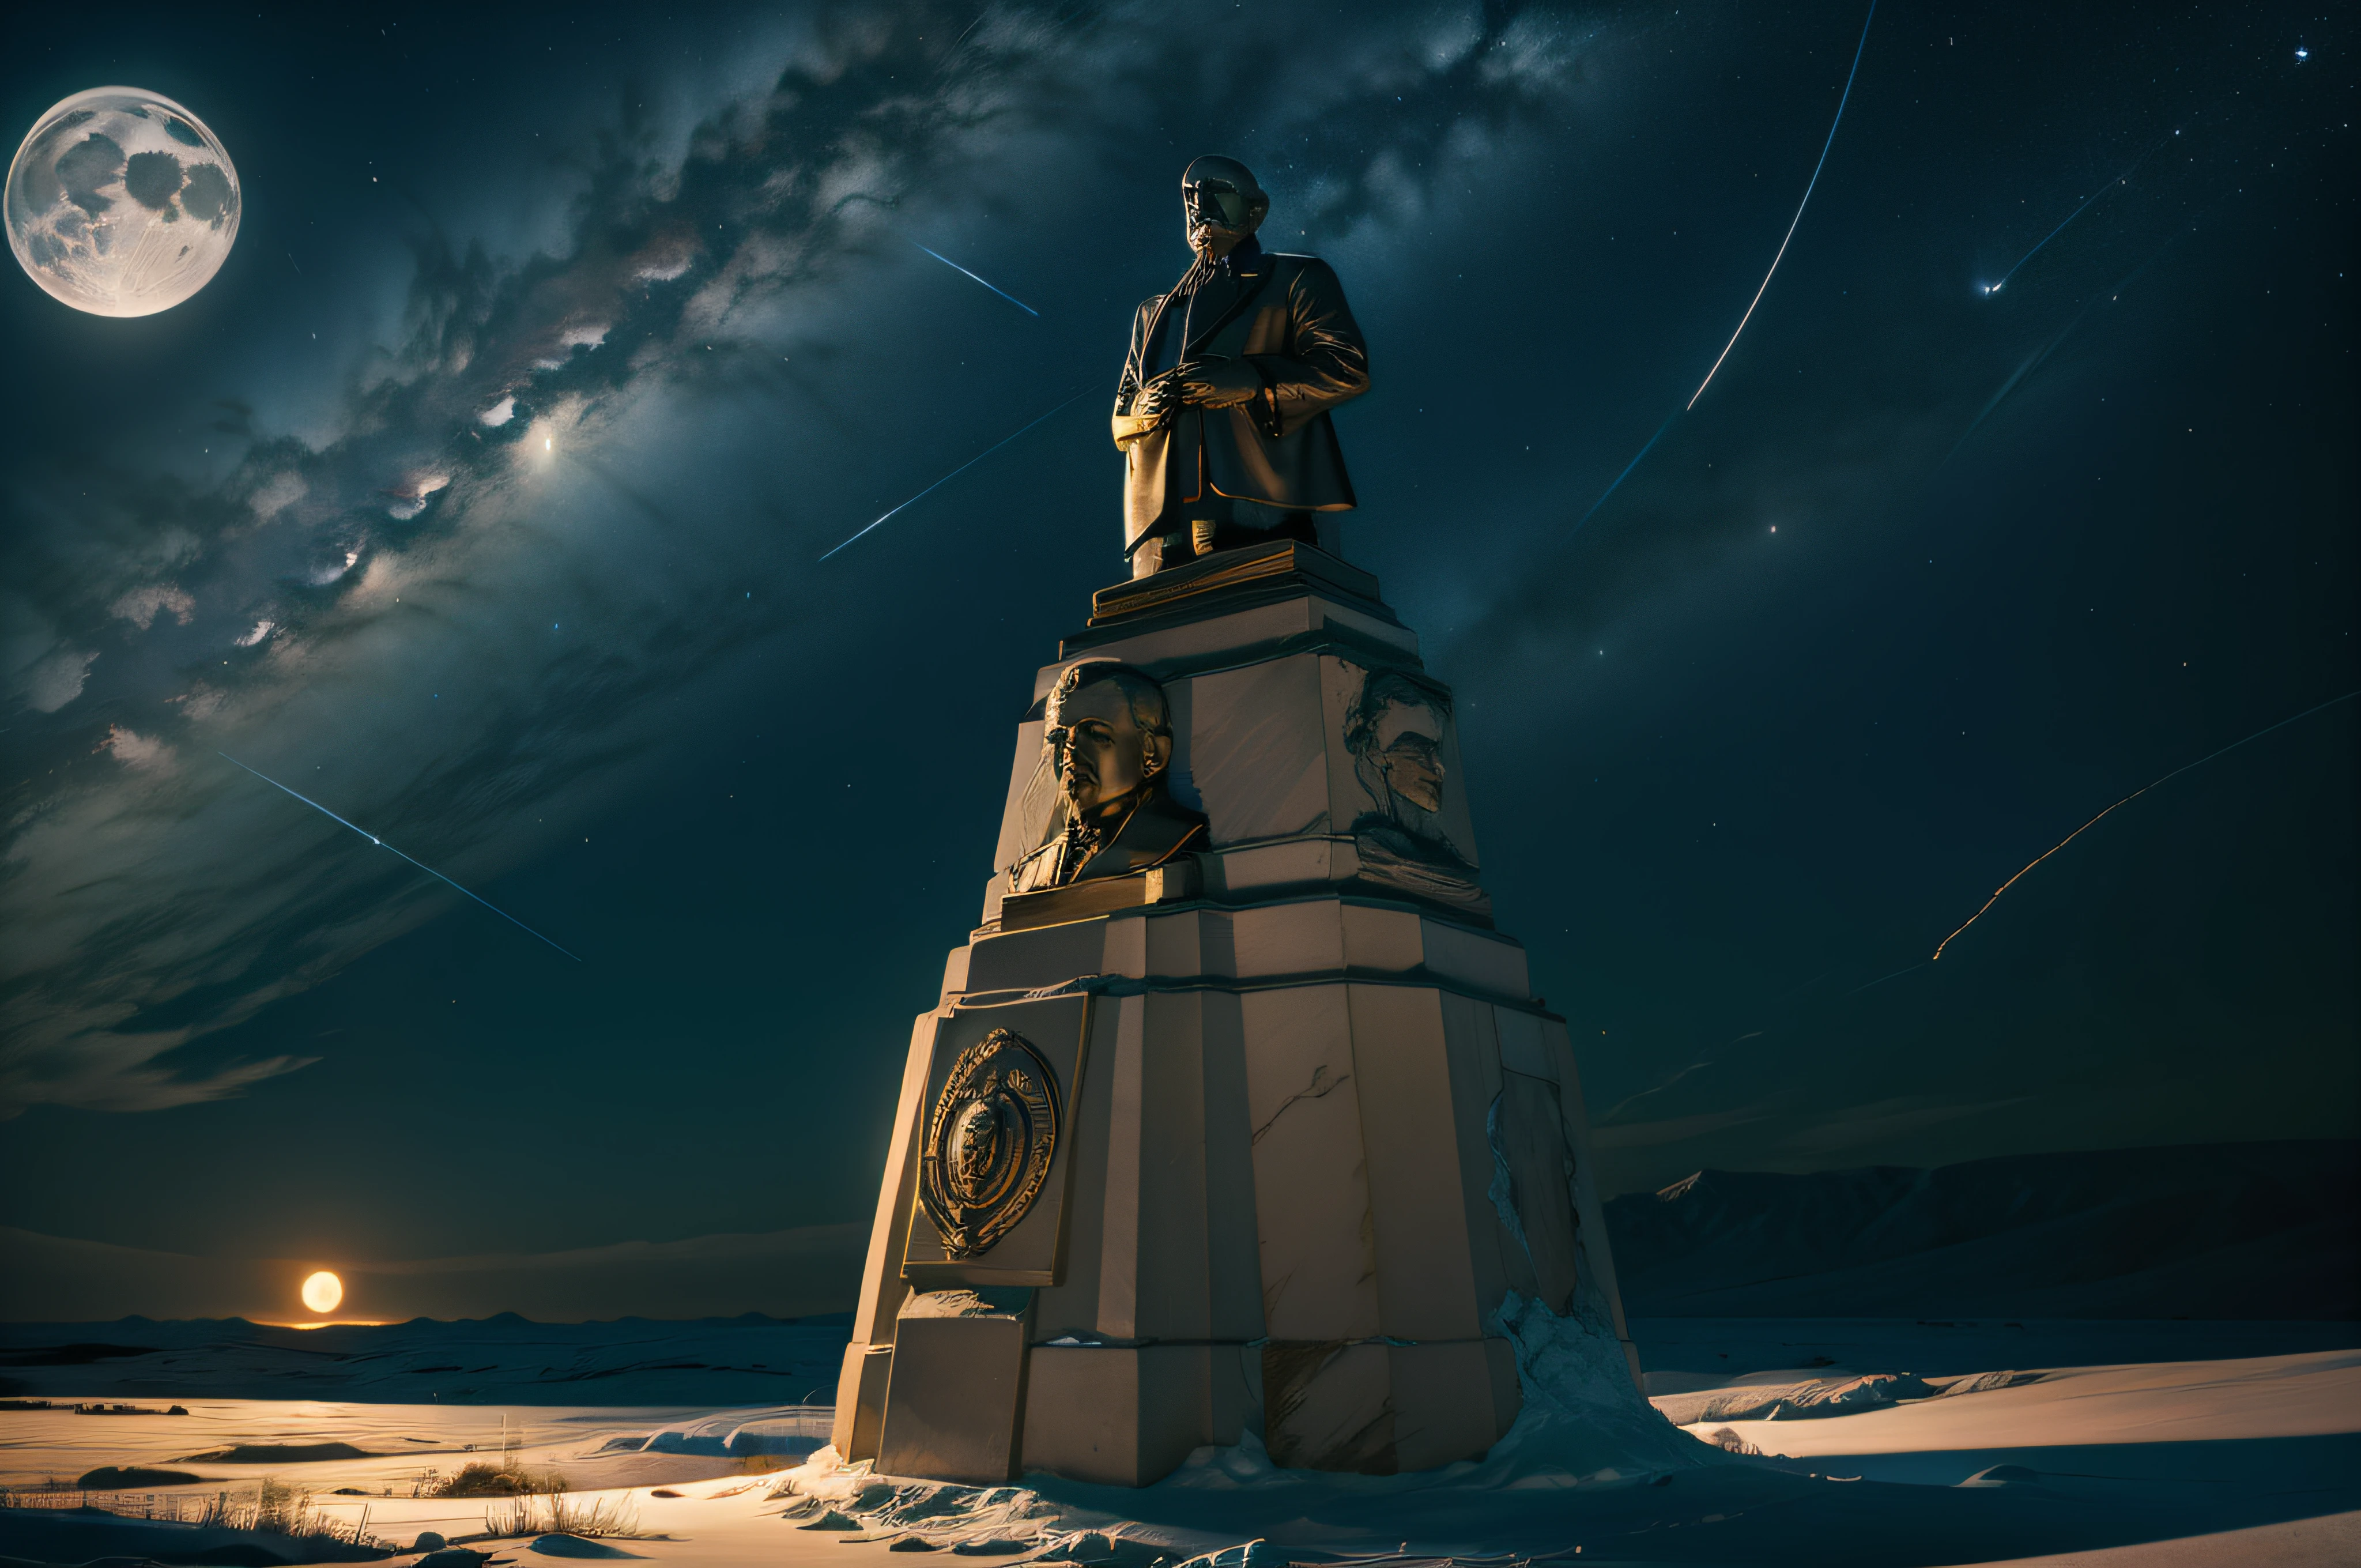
xmin=1946 ymin=221 xmax=2202 ymax=466
xmin=220 ymin=752 xmax=582 ymax=962
xmin=821 ymin=389 xmax=1089 ymax=560
xmin=1570 ymin=0 xmax=1877 ymax=537
xmin=1687 ymin=0 xmax=1879 ymax=410
xmin=1981 ymin=137 xmax=2167 ymax=296
xmin=1845 ymin=962 xmax=1928 ymax=997
xmin=1572 ymin=408 xmax=1679 ymax=536
xmin=1940 ymin=311 xmax=2088 ymax=469
xmin=913 ymin=242 xmax=1040 ymax=316
xmin=1932 ymin=690 xmax=2360 ymax=962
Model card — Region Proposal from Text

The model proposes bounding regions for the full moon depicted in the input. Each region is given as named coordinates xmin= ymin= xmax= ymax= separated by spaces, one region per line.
xmin=5 ymin=86 xmax=240 ymax=316
xmin=300 ymin=1271 xmax=343 ymax=1315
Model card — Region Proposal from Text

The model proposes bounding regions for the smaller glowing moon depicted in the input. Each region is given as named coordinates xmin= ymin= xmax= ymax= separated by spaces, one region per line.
xmin=300 ymin=1271 xmax=344 ymax=1314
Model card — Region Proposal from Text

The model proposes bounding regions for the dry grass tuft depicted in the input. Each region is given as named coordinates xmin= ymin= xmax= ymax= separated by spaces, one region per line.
xmin=483 ymin=1489 xmax=648 ymax=1539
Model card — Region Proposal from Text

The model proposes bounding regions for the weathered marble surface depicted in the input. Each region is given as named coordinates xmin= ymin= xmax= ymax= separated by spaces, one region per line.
xmin=835 ymin=551 xmax=1631 ymax=1486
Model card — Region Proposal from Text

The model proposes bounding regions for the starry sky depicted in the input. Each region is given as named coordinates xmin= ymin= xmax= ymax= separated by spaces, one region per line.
xmin=0 ymin=1 xmax=2351 ymax=1320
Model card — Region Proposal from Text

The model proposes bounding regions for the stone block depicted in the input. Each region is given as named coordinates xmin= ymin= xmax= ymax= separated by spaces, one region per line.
xmin=1493 ymin=1005 xmax=1554 ymax=1079
xmin=1201 ymin=835 xmax=1349 ymax=900
xmin=1484 ymin=1336 xmax=1523 ymax=1439
xmin=903 ymin=994 xmax=1095 ymax=1288
xmin=1132 ymin=991 xmax=1213 ymax=1343
xmin=1144 ymin=906 xmax=1205 ymax=978
xmin=1495 ymin=1068 xmax=1582 ymax=1314
xmin=1240 ymin=985 xmax=1379 ymax=1341
xmin=1029 ymin=1001 xmax=1121 ymax=1343
xmin=1262 ymin=1341 xmax=1392 ymax=1473
xmin=1229 ymin=898 xmax=1345 ymax=978
xmin=1386 ymin=1340 xmax=1514 ymax=1473
xmin=1197 ymin=990 xmax=1265 ymax=1342
xmin=1261 ymin=1339 xmax=1514 ymax=1476
xmin=1423 ymin=919 xmax=1528 ymax=998
xmin=1102 ymin=911 xmax=1148 ymax=977
xmin=1345 ymin=983 xmax=1484 ymax=1341
xmin=1436 ymin=993 xmax=1524 ymax=1311
xmin=993 ymin=719 xmax=1052 ymax=875
xmin=1044 ymin=591 xmax=1417 ymax=693
xmin=876 ymin=1291 xmax=1032 ymax=1484
xmin=1340 ymin=902 xmax=1424 ymax=973
xmin=1020 ymin=1345 xmax=1213 ymax=1486
xmin=1090 ymin=994 xmax=1148 ymax=1340
xmin=1186 ymin=654 xmax=1332 ymax=845
xmin=846 ymin=1011 xmax=940 ymax=1353
xmin=965 ymin=920 xmax=1108 ymax=996
xmin=829 ymin=1343 xmax=892 ymax=1461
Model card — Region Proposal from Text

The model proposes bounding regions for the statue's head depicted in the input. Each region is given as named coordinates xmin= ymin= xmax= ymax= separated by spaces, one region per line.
xmin=1046 ymin=661 xmax=1175 ymax=819
xmin=1180 ymin=155 xmax=1269 ymax=259
xmin=1346 ymin=669 xmax=1450 ymax=818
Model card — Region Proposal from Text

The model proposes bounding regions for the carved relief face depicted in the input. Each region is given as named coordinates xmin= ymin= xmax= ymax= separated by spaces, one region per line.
xmin=1371 ymin=699 xmax=1447 ymax=814
xmin=950 ymin=1098 xmax=1002 ymax=1192
xmin=1047 ymin=679 xmax=1165 ymax=819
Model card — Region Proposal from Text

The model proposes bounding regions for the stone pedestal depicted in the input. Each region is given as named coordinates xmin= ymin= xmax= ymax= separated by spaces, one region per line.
xmin=832 ymin=541 xmax=1636 ymax=1486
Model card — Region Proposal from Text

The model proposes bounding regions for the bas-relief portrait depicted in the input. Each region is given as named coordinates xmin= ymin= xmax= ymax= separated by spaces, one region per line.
xmin=1000 ymin=655 xmax=1487 ymax=920
xmin=1005 ymin=661 xmax=1208 ymax=895
xmin=1340 ymin=666 xmax=1489 ymax=918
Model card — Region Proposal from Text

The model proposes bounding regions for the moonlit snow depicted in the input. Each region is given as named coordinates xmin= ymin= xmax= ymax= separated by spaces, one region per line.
xmin=4 ymin=1304 xmax=2356 ymax=1564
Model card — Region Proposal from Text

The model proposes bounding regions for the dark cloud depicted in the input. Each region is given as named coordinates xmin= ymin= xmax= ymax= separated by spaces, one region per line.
xmin=0 ymin=1 xmax=1624 ymax=1117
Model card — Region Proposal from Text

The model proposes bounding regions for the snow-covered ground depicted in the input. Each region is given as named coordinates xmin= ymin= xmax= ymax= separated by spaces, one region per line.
xmin=2 ymin=1310 xmax=2354 ymax=1566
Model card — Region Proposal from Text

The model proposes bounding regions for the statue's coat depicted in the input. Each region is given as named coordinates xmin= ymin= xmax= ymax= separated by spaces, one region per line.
xmin=1115 ymin=243 xmax=1371 ymax=554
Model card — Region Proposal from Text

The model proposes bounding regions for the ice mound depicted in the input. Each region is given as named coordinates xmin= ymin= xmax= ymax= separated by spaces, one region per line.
xmin=1477 ymin=1290 xmax=1734 ymax=1482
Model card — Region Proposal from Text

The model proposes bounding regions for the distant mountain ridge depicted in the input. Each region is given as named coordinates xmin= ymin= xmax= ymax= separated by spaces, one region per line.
xmin=1603 ymin=1139 xmax=2359 ymax=1320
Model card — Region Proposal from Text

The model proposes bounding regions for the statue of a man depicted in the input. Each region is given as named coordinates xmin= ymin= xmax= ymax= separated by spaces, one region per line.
xmin=1111 ymin=156 xmax=1371 ymax=576
xmin=1008 ymin=662 xmax=1208 ymax=894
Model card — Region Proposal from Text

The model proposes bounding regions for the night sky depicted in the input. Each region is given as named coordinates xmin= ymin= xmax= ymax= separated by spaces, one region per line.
xmin=1 ymin=2 xmax=2351 ymax=1318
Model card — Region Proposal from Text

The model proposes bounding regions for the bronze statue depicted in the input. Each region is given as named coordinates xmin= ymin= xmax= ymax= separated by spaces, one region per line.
xmin=1111 ymin=156 xmax=1371 ymax=576
xmin=1007 ymin=662 xmax=1208 ymax=894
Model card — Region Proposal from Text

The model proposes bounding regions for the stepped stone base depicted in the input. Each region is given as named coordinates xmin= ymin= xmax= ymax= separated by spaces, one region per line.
xmin=831 ymin=544 xmax=1636 ymax=1486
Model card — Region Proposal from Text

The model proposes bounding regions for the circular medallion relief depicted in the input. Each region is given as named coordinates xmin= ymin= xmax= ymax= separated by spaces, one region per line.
xmin=919 ymin=1028 xmax=1061 ymax=1258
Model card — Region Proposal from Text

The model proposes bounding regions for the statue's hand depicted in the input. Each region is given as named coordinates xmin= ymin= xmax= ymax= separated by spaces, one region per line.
xmin=1178 ymin=356 xmax=1265 ymax=409
xmin=1134 ymin=368 xmax=1187 ymax=425
xmin=1114 ymin=371 xmax=1186 ymax=448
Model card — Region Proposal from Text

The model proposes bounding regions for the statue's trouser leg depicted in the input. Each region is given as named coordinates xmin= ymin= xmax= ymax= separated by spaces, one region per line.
xmin=1131 ymin=500 xmax=1319 ymax=576
xmin=1209 ymin=497 xmax=1317 ymax=553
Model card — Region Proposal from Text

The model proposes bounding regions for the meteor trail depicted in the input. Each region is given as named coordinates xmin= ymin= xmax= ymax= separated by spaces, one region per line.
xmin=1931 ymin=689 xmax=2360 ymax=962
xmin=1941 ymin=317 xmax=2082 ymax=466
xmin=1845 ymin=962 xmax=1927 ymax=997
xmin=1569 ymin=1 xmax=1877 ymax=537
xmin=1981 ymin=138 xmax=2165 ymax=296
xmin=219 ymin=753 xmax=582 ymax=962
xmin=1945 ymin=220 xmax=2201 ymax=467
xmin=1687 ymin=0 xmax=1879 ymax=410
xmin=1572 ymin=409 xmax=1679 ymax=535
xmin=820 ymin=389 xmax=1091 ymax=560
xmin=913 ymin=242 xmax=1040 ymax=316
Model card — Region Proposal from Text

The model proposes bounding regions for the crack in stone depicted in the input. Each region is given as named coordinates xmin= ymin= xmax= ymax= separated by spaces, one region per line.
xmin=1252 ymin=1063 xmax=1349 ymax=1146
